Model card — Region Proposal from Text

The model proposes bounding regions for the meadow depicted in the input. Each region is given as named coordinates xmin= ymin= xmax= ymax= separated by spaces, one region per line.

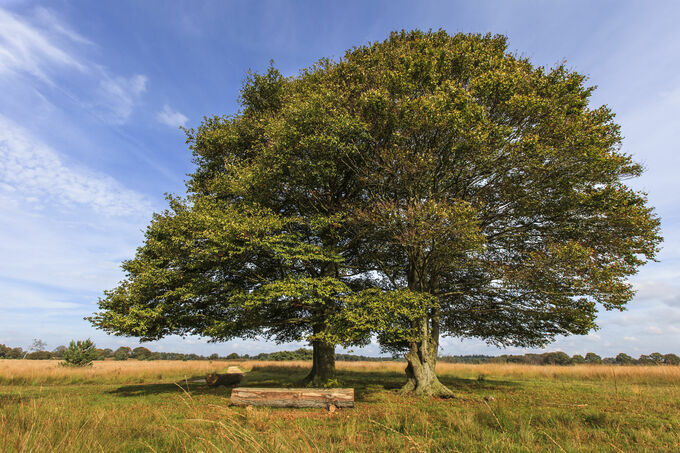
xmin=0 ymin=360 xmax=678 ymax=452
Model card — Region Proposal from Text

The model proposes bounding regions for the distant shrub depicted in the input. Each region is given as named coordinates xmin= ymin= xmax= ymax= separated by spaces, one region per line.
xmin=113 ymin=347 xmax=131 ymax=361
xmin=26 ymin=350 xmax=52 ymax=360
xmin=663 ymin=353 xmax=680 ymax=365
xmin=585 ymin=353 xmax=603 ymax=364
xmin=52 ymin=345 xmax=67 ymax=359
xmin=62 ymin=339 xmax=99 ymax=367
xmin=131 ymin=346 xmax=152 ymax=360
xmin=571 ymin=354 xmax=586 ymax=364
xmin=615 ymin=353 xmax=634 ymax=365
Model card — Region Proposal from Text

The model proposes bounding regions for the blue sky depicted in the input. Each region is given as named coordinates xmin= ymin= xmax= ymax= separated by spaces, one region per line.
xmin=1 ymin=0 xmax=679 ymax=357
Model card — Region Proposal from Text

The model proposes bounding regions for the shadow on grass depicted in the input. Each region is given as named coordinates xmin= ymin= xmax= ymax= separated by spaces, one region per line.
xmin=0 ymin=394 xmax=31 ymax=404
xmin=109 ymin=366 xmax=519 ymax=401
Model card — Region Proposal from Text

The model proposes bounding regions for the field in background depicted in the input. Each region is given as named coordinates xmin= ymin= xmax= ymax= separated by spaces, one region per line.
xmin=3 ymin=359 xmax=680 ymax=385
xmin=1 ymin=359 xmax=679 ymax=451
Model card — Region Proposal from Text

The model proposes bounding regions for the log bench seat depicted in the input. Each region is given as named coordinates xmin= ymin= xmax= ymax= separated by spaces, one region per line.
xmin=230 ymin=387 xmax=354 ymax=408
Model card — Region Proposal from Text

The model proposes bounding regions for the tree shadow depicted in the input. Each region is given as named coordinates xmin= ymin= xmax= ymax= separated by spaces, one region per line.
xmin=108 ymin=366 xmax=519 ymax=401
xmin=0 ymin=394 xmax=31 ymax=404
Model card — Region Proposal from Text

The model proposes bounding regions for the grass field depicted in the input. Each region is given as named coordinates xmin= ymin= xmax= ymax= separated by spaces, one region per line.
xmin=1 ymin=360 xmax=678 ymax=452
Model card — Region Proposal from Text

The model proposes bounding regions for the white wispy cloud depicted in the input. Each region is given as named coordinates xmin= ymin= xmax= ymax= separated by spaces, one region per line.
xmin=0 ymin=7 xmax=148 ymax=124
xmin=33 ymin=7 xmax=94 ymax=46
xmin=0 ymin=115 xmax=151 ymax=216
xmin=96 ymin=73 xmax=148 ymax=124
xmin=156 ymin=104 xmax=188 ymax=128
xmin=0 ymin=116 xmax=154 ymax=341
xmin=0 ymin=8 xmax=85 ymax=80
xmin=633 ymin=278 xmax=680 ymax=307
xmin=1 ymin=283 xmax=81 ymax=310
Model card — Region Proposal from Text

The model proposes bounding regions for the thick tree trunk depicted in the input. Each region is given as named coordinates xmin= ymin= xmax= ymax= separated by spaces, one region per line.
xmin=301 ymin=261 xmax=338 ymax=387
xmin=302 ymin=340 xmax=336 ymax=387
xmin=399 ymin=258 xmax=453 ymax=397
xmin=400 ymin=315 xmax=453 ymax=397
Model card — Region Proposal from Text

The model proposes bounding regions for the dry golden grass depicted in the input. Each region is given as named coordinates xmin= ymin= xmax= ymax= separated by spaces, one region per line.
xmin=0 ymin=359 xmax=241 ymax=385
xmin=2 ymin=358 xmax=678 ymax=385
xmin=252 ymin=359 xmax=680 ymax=383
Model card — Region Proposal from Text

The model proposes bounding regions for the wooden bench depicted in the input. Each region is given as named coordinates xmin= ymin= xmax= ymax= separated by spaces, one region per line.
xmin=231 ymin=387 xmax=354 ymax=408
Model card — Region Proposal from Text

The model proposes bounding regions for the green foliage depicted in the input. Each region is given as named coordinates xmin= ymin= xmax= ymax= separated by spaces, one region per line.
xmin=26 ymin=351 xmax=52 ymax=360
xmin=649 ymin=352 xmax=665 ymax=365
xmin=638 ymin=354 xmax=655 ymax=365
xmin=328 ymin=289 xmax=438 ymax=352
xmin=335 ymin=30 xmax=661 ymax=351
xmin=615 ymin=353 xmax=634 ymax=365
xmin=131 ymin=347 xmax=152 ymax=360
xmin=0 ymin=344 xmax=24 ymax=359
xmin=62 ymin=339 xmax=99 ymax=367
xmin=571 ymin=354 xmax=585 ymax=364
xmin=663 ymin=353 xmax=680 ymax=365
xmin=585 ymin=352 xmax=603 ymax=364
xmin=113 ymin=347 xmax=131 ymax=361
xmin=541 ymin=351 xmax=572 ymax=365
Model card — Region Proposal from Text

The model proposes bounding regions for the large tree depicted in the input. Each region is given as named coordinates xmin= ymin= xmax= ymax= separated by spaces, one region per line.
xmin=90 ymin=65 xmax=370 ymax=385
xmin=91 ymin=30 xmax=661 ymax=395
xmin=329 ymin=31 xmax=661 ymax=395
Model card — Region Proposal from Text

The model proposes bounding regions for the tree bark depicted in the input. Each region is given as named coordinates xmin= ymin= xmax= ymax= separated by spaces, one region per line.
xmin=300 ymin=260 xmax=338 ymax=387
xmin=401 ymin=267 xmax=453 ymax=397
xmin=302 ymin=340 xmax=336 ymax=387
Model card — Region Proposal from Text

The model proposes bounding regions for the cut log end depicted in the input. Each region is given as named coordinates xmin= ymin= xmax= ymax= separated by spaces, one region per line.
xmin=206 ymin=373 xmax=244 ymax=387
xmin=231 ymin=387 xmax=354 ymax=408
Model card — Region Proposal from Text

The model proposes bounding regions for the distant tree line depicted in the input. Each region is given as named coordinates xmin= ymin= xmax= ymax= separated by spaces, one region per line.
xmin=0 ymin=344 xmax=211 ymax=361
xmin=440 ymin=351 xmax=680 ymax=366
xmin=1 ymin=343 xmax=678 ymax=365
xmin=245 ymin=348 xmax=399 ymax=362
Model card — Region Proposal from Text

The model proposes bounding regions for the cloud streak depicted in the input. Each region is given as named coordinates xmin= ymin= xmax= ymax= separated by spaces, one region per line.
xmin=0 ymin=8 xmax=85 ymax=80
xmin=0 ymin=115 xmax=151 ymax=216
xmin=0 ymin=7 xmax=148 ymax=124
xmin=95 ymin=73 xmax=148 ymax=124
xmin=156 ymin=104 xmax=188 ymax=128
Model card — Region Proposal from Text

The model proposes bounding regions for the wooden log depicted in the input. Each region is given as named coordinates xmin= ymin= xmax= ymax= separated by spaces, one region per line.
xmin=206 ymin=372 xmax=244 ymax=387
xmin=231 ymin=387 xmax=354 ymax=408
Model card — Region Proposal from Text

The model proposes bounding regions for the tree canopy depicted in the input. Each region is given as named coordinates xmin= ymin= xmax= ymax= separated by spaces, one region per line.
xmin=90 ymin=30 xmax=661 ymax=394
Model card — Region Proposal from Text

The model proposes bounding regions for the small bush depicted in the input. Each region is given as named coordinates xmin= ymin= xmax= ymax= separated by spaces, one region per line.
xmin=62 ymin=339 xmax=99 ymax=367
xmin=113 ymin=346 xmax=131 ymax=361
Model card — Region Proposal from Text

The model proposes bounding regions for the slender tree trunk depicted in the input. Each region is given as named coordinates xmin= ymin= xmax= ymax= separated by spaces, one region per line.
xmin=302 ymin=340 xmax=336 ymax=386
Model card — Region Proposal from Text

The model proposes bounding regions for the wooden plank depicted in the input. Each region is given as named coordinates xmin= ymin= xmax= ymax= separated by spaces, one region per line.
xmin=231 ymin=387 xmax=354 ymax=408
